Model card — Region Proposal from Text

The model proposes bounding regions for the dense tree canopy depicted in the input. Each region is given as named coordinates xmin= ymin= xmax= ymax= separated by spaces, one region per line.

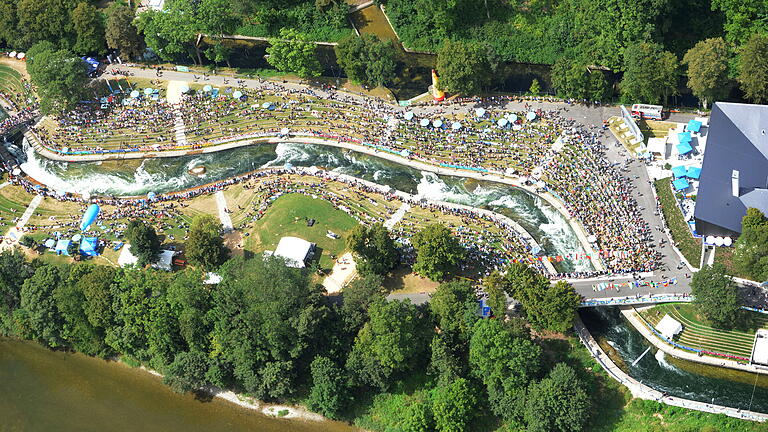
xmin=524 ymin=363 xmax=592 ymax=432
xmin=347 ymin=298 xmax=429 ymax=390
xmin=737 ymin=33 xmax=768 ymax=104
xmin=124 ymin=220 xmax=161 ymax=268
xmin=348 ymin=223 xmax=399 ymax=275
xmin=436 ymin=40 xmax=497 ymax=95
xmin=26 ymin=42 xmax=89 ymax=114
xmin=691 ymin=263 xmax=741 ymax=329
xmin=733 ymin=208 xmax=768 ymax=282
xmin=185 ymin=215 xmax=227 ymax=270
xmin=335 ymin=35 xmax=397 ymax=87
xmin=429 ymin=281 xmax=479 ymax=338
xmin=682 ymin=38 xmax=731 ymax=109
xmin=411 ymin=224 xmax=465 ymax=281
xmin=621 ymin=42 xmax=679 ymax=104
xmin=266 ymin=28 xmax=322 ymax=78
xmin=70 ymin=2 xmax=105 ymax=55
xmin=105 ymin=3 xmax=144 ymax=60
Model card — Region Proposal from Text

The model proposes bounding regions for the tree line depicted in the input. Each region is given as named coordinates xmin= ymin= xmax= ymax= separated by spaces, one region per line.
xmin=1 ymin=219 xmax=594 ymax=431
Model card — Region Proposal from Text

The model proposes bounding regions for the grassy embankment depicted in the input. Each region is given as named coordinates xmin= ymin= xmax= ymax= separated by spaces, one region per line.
xmin=654 ymin=177 xmax=702 ymax=267
xmin=640 ymin=303 xmax=768 ymax=359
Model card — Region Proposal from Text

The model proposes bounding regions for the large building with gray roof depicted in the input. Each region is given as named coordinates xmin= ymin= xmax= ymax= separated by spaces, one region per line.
xmin=694 ymin=102 xmax=768 ymax=237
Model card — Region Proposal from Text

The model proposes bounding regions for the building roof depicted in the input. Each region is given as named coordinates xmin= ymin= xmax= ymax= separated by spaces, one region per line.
xmin=752 ymin=329 xmax=768 ymax=365
xmin=118 ymin=246 xmax=176 ymax=271
xmin=694 ymin=102 xmax=768 ymax=234
xmin=274 ymin=236 xmax=314 ymax=268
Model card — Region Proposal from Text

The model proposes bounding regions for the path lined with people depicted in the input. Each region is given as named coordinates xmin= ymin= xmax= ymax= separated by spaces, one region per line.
xmin=1 ymin=194 xmax=41 ymax=251
xmin=215 ymin=190 xmax=233 ymax=231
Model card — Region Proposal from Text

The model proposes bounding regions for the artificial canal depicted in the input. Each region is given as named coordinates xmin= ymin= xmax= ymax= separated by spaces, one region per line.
xmin=4 ymin=138 xmax=768 ymax=420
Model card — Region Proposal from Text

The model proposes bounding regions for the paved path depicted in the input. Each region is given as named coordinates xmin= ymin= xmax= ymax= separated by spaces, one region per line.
xmin=383 ymin=202 xmax=410 ymax=229
xmin=1 ymin=194 xmax=42 ymax=250
xmin=215 ymin=191 xmax=233 ymax=231
xmin=575 ymin=315 xmax=768 ymax=422
xmin=0 ymin=182 xmax=8 ymax=190
xmin=322 ymin=252 xmax=356 ymax=294
xmin=173 ymin=111 xmax=188 ymax=146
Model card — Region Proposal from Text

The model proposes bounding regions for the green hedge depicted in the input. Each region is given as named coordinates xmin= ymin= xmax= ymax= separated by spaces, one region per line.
xmin=654 ymin=178 xmax=701 ymax=267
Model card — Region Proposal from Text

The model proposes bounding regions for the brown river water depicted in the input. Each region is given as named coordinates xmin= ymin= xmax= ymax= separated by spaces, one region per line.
xmin=0 ymin=338 xmax=357 ymax=432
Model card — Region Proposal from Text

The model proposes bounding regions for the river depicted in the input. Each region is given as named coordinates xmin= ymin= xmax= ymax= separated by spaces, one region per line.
xmin=0 ymin=338 xmax=356 ymax=432
xmin=16 ymin=140 xmax=590 ymax=272
xmin=581 ymin=307 xmax=768 ymax=413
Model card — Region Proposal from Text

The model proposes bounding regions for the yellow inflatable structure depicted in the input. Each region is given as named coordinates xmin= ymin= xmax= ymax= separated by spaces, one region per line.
xmin=430 ymin=69 xmax=445 ymax=101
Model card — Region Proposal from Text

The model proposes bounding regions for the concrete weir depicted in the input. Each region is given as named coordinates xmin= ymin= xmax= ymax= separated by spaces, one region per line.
xmin=25 ymin=130 xmax=605 ymax=272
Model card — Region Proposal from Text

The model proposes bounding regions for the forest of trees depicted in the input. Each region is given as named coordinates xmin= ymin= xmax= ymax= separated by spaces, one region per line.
xmin=1 ymin=0 xmax=766 ymax=106
xmin=0 ymin=232 xmax=592 ymax=432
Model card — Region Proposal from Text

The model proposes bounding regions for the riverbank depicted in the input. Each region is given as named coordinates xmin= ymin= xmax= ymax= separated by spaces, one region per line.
xmin=621 ymin=306 xmax=767 ymax=375
xmin=136 ymin=364 xmax=325 ymax=422
xmin=575 ymin=316 xmax=768 ymax=422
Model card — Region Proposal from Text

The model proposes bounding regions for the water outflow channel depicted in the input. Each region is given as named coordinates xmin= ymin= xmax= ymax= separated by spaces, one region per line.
xmin=17 ymin=139 xmax=590 ymax=272
xmin=581 ymin=307 xmax=768 ymax=414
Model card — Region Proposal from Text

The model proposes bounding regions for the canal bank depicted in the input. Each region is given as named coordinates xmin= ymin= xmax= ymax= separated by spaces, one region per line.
xmin=24 ymin=131 xmax=603 ymax=272
xmin=0 ymin=338 xmax=357 ymax=432
xmin=581 ymin=307 xmax=768 ymax=418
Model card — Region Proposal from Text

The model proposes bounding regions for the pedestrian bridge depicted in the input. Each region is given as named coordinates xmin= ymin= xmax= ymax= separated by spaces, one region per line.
xmin=580 ymin=294 xmax=693 ymax=308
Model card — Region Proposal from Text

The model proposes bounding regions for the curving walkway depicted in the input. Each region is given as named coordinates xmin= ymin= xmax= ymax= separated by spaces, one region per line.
xmin=575 ymin=316 xmax=768 ymax=422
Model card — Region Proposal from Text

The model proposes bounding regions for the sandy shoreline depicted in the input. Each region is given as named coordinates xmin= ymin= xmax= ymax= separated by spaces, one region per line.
xmin=136 ymin=364 xmax=326 ymax=422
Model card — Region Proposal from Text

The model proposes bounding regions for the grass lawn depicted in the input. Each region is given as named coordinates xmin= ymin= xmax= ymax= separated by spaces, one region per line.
xmin=243 ymin=193 xmax=359 ymax=270
xmin=383 ymin=265 xmax=440 ymax=294
xmin=640 ymin=303 xmax=768 ymax=359
xmin=654 ymin=177 xmax=702 ymax=267
xmin=638 ymin=119 xmax=676 ymax=141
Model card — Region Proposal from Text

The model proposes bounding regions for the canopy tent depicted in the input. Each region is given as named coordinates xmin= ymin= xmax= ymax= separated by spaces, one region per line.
xmin=475 ymin=108 xmax=486 ymax=117
xmin=144 ymin=88 xmax=154 ymax=95
xmin=147 ymin=191 xmax=157 ymax=201
xmin=400 ymin=149 xmax=410 ymax=157
xmin=497 ymin=118 xmax=508 ymax=128
xmin=273 ymin=236 xmax=314 ymax=268
xmin=656 ymin=315 xmax=683 ymax=340
xmin=647 ymin=137 xmax=667 ymax=156
xmin=203 ymin=85 xmax=213 ymax=92
xmin=526 ymin=111 xmax=537 ymax=121
xmin=280 ymin=127 xmax=289 ymax=135
xmin=130 ymin=90 xmax=140 ymax=98
xmin=678 ymin=131 xmax=692 ymax=143
xmin=672 ymin=178 xmax=690 ymax=191
xmin=419 ymin=118 xmax=430 ymax=127
xmin=432 ymin=119 xmax=443 ymax=128
xmin=43 ymin=239 xmax=56 ymax=249
xmin=72 ymin=234 xmax=82 ymax=242
xmin=179 ymin=84 xmax=190 ymax=93
xmin=79 ymin=237 xmax=99 ymax=256
xmin=55 ymin=239 xmax=71 ymax=256
xmin=723 ymin=236 xmax=733 ymax=246
xmin=232 ymin=90 xmax=243 ymax=99
xmin=507 ymin=113 xmax=518 ymax=123
xmin=686 ymin=166 xmax=702 ymax=179
xmin=676 ymin=142 xmax=693 ymax=155
xmin=671 ymin=166 xmax=687 ymax=178
xmin=118 ymin=246 xmax=176 ymax=271
xmin=687 ymin=119 xmax=702 ymax=133
xmin=404 ymin=111 xmax=414 ymax=121
xmin=451 ymin=121 xmax=462 ymax=130
xmin=706 ymin=235 xmax=716 ymax=244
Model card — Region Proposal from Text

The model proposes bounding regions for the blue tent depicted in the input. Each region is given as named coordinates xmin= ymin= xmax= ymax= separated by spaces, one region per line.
xmin=55 ymin=239 xmax=71 ymax=256
xmin=677 ymin=142 xmax=693 ymax=154
xmin=673 ymin=178 xmax=690 ymax=191
xmin=686 ymin=166 xmax=702 ymax=179
xmin=79 ymin=237 xmax=99 ymax=256
xmin=678 ymin=131 xmax=692 ymax=143
xmin=687 ymin=119 xmax=702 ymax=133
xmin=671 ymin=166 xmax=687 ymax=178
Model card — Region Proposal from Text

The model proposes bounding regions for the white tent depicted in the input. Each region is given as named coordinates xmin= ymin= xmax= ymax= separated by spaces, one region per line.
xmin=273 ymin=236 xmax=314 ymax=268
xmin=656 ymin=314 xmax=683 ymax=340
xmin=647 ymin=137 xmax=667 ymax=158
xmin=118 ymin=245 xmax=176 ymax=271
